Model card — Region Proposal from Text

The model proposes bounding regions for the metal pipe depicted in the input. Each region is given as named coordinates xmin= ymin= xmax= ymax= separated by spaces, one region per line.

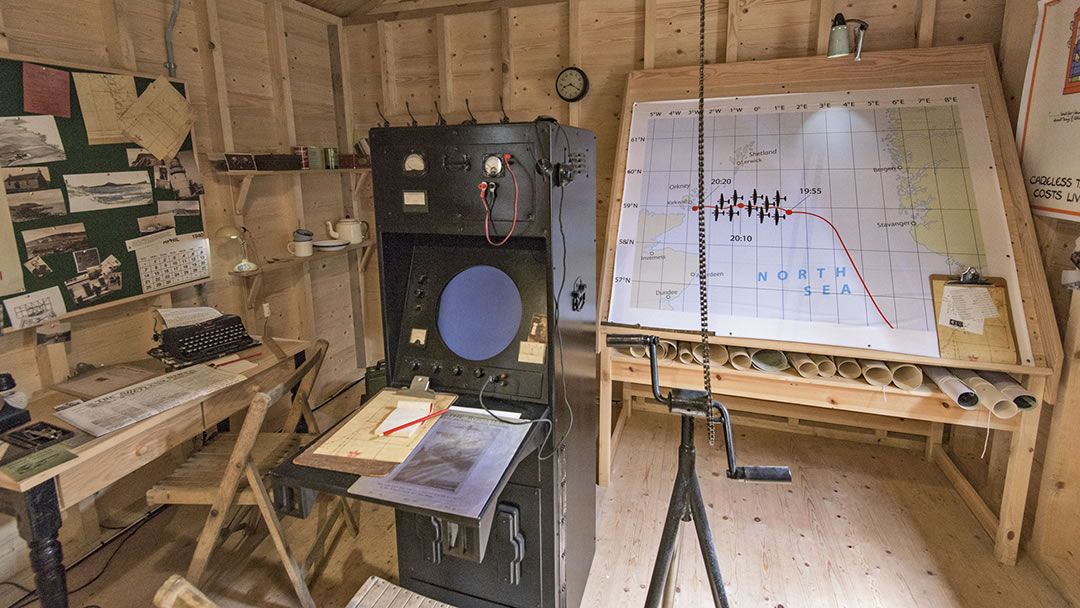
xmin=165 ymin=0 xmax=180 ymax=77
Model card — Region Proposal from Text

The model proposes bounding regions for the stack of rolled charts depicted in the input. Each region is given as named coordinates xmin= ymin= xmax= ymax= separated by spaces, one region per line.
xmin=922 ymin=367 xmax=1036 ymax=418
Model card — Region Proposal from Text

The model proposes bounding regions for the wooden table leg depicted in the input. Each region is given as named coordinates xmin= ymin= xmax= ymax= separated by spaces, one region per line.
xmin=0 ymin=480 xmax=69 ymax=608
xmin=994 ymin=376 xmax=1045 ymax=565
xmin=598 ymin=346 xmax=612 ymax=487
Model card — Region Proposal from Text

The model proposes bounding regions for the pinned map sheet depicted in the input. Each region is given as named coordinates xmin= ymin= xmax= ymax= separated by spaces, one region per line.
xmin=608 ymin=84 xmax=1028 ymax=360
xmin=72 ymin=73 xmax=137 ymax=145
xmin=118 ymin=77 xmax=193 ymax=162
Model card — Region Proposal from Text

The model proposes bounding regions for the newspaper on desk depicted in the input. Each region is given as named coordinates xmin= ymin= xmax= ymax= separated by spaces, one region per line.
xmin=54 ymin=365 xmax=244 ymax=437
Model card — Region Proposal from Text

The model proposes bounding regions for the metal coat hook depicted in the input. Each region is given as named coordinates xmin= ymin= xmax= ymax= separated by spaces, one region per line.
xmin=405 ymin=101 xmax=419 ymax=127
xmin=462 ymin=98 xmax=478 ymax=125
xmin=375 ymin=102 xmax=390 ymax=127
xmin=434 ymin=100 xmax=447 ymax=126
xmin=499 ymin=96 xmax=510 ymax=123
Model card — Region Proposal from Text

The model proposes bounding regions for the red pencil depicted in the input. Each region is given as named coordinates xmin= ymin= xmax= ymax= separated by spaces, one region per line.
xmin=380 ymin=408 xmax=447 ymax=437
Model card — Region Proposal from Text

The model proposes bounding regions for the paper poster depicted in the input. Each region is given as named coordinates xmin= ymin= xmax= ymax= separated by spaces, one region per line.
xmin=72 ymin=72 xmax=137 ymax=145
xmin=0 ymin=115 xmax=66 ymax=167
xmin=1016 ymin=0 xmax=1080 ymax=220
xmin=3 ymin=286 xmax=66 ymax=329
xmin=0 ymin=190 xmax=25 ymax=297
xmin=65 ymin=171 xmax=152 ymax=212
xmin=118 ymin=77 xmax=193 ymax=162
xmin=22 ymin=62 xmax=71 ymax=118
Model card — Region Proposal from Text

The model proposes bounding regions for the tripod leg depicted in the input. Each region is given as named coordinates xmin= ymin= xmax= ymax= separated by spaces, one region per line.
xmin=688 ymin=474 xmax=729 ymax=608
xmin=644 ymin=466 xmax=689 ymax=608
xmin=661 ymin=524 xmax=683 ymax=608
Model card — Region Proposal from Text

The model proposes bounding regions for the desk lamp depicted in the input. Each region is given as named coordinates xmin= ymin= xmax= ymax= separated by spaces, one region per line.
xmin=215 ymin=225 xmax=259 ymax=273
xmin=828 ymin=13 xmax=869 ymax=61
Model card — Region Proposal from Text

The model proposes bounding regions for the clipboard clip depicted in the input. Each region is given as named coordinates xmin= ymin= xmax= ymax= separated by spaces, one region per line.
xmin=949 ymin=267 xmax=990 ymax=285
xmin=398 ymin=375 xmax=437 ymax=400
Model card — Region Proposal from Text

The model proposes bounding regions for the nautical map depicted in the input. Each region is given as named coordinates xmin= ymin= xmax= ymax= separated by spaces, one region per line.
xmin=608 ymin=85 xmax=1026 ymax=357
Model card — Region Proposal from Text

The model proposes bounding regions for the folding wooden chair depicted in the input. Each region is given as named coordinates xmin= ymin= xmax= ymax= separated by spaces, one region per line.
xmin=147 ymin=340 xmax=357 ymax=608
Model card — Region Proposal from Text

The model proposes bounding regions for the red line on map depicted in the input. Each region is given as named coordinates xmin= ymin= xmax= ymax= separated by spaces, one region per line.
xmin=691 ymin=204 xmax=895 ymax=328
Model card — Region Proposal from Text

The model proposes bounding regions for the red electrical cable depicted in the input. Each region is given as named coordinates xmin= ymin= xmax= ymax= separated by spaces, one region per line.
xmin=481 ymin=154 xmax=519 ymax=247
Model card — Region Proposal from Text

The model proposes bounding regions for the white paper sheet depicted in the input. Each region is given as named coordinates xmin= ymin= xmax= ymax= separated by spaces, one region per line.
xmin=375 ymin=400 xmax=434 ymax=437
xmin=0 ymin=189 xmax=24 ymax=297
xmin=158 ymin=306 xmax=222 ymax=328
xmin=3 ymin=286 xmax=65 ymax=329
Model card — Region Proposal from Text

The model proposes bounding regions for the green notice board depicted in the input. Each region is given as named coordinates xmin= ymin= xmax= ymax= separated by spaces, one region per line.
xmin=0 ymin=55 xmax=204 ymax=330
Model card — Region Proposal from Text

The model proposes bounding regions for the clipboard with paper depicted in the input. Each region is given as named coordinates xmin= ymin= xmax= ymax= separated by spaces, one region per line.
xmin=293 ymin=386 xmax=458 ymax=477
xmin=930 ymin=270 xmax=1018 ymax=364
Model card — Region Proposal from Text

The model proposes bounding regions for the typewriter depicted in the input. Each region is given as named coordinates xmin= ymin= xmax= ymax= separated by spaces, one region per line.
xmin=149 ymin=314 xmax=259 ymax=369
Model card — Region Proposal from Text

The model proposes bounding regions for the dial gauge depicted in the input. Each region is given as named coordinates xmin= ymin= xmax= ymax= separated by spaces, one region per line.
xmin=483 ymin=154 xmax=504 ymax=177
xmin=403 ymin=153 xmax=425 ymax=172
xmin=556 ymin=66 xmax=589 ymax=103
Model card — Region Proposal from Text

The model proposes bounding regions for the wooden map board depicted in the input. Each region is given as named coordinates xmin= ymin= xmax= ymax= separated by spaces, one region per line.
xmin=597 ymin=45 xmax=1061 ymax=381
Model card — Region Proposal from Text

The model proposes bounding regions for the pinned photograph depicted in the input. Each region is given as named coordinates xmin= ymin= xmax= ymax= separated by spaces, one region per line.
xmin=3 ymin=286 xmax=66 ymax=329
xmin=65 ymin=171 xmax=152 ymax=212
xmin=127 ymin=148 xmax=170 ymax=188
xmin=65 ymin=270 xmax=122 ymax=307
xmin=22 ymin=222 xmax=88 ymax=257
xmin=72 ymin=247 xmax=100 ymax=272
xmin=137 ymin=212 xmax=176 ymax=235
xmin=3 ymin=167 xmax=51 ymax=194
xmin=36 ymin=322 xmax=72 ymax=345
xmin=23 ymin=256 xmax=52 ymax=279
xmin=224 ymin=153 xmax=256 ymax=172
xmin=7 ymin=189 xmax=66 ymax=222
xmin=157 ymin=199 xmax=200 ymax=216
xmin=128 ymin=149 xmax=203 ymax=198
xmin=101 ymin=254 xmax=120 ymax=272
xmin=0 ymin=116 xmax=67 ymax=167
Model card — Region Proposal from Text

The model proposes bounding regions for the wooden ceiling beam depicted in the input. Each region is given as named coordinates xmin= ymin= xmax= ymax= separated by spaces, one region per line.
xmin=344 ymin=0 xmax=562 ymax=25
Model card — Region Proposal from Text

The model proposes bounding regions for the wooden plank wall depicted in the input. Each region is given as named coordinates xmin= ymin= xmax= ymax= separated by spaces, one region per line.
xmin=0 ymin=0 xmax=365 ymax=597
xmin=343 ymin=0 xmax=1074 ymax=599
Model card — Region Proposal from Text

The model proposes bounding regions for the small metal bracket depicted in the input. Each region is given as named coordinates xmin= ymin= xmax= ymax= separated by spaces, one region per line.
xmin=399 ymin=375 xmax=436 ymax=399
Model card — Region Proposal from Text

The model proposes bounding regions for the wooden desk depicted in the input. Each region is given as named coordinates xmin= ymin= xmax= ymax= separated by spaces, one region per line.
xmin=0 ymin=339 xmax=308 ymax=608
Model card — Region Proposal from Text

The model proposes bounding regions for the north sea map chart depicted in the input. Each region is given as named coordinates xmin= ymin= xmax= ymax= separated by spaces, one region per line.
xmin=608 ymin=85 xmax=1025 ymax=357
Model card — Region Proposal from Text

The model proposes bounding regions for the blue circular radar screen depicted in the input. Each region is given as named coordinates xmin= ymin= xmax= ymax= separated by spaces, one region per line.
xmin=437 ymin=265 xmax=522 ymax=361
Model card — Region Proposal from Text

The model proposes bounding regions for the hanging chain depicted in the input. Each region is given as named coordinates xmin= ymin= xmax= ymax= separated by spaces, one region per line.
xmin=696 ymin=0 xmax=714 ymax=446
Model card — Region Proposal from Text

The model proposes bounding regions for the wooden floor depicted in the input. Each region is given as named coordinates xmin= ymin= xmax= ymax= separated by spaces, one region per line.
xmin=59 ymin=411 xmax=1066 ymax=608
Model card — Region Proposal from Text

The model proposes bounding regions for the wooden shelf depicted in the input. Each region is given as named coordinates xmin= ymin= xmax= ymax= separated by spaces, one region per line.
xmin=230 ymin=242 xmax=371 ymax=309
xmin=228 ymin=241 xmax=370 ymax=277
xmin=225 ymin=167 xmax=371 ymax=216
xmin=0 ymin=279 xmax=209 ymax=336
xmin=220 ymin=167 xmax=370 ymax=176
xmin=601 ymin=326 xmax=1052 ymax=377
xmin=609 ymin=354 xmax=1024 ymax=431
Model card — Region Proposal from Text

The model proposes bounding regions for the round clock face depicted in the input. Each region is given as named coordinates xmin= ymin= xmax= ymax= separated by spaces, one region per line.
xmin=556 ymin=67 xmax=589 ymax=102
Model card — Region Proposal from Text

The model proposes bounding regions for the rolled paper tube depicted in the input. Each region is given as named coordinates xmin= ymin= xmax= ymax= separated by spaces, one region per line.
xmin=886 ymin=361 xmax=923 ymax=391
xmin=729 ymin=346 xmax=752 ymax=371
xmin=836 ymin=357 xmax=862 ymax=379
xmin=810 ymin=354 xmax=837 ymax=377
xmin=979 ymin=371 xmax=1038 ymax=410
xmin=658 ymin=339 xmax=678 ymax=361
xmin=750 ymin=349 xmax=789 ymax=373
xmin=858 ymin=359 xmax=893 ymax=387
xmin=786 ymin=352 xmax=819 ymax=378
xmin=692 ymin=342 xmax=729 ymax=367
xmin=628 ymin=345 xmax=647 ymax=358
xmin=677 ymin=342 xmax=695 ymax=365
xmin=923 ymin=366 xmax=979 ymax=410
xmin=949 ymin=368 xmax=1019 ymax=419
